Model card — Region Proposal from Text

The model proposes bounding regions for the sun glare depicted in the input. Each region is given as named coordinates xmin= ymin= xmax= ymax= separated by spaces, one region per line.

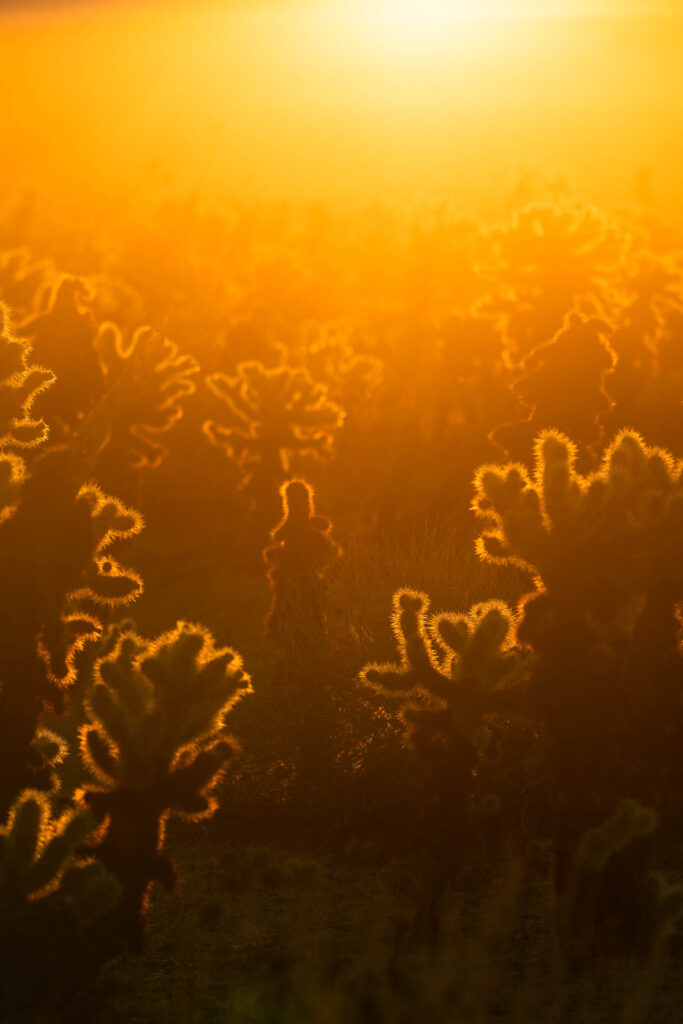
xmin=348 ymin=0 xmax=502 ymax=55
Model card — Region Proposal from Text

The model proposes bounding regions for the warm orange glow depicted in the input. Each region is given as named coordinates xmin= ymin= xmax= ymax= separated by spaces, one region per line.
xmin=0 ymin=1 xmax=681 ymax=207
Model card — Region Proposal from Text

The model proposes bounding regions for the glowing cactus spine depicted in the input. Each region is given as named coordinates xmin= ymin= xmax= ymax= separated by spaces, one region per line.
xmin=79 ymin=621 xmax=251 ymax=949
xmin=263 ymin=479 xmax=342 ymax=645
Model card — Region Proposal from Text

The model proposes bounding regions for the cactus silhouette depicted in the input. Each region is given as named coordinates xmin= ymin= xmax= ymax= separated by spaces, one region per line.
xmin=360 ymin=588 xmax=528 ymax=941
xmin=20 ymin=275 xmax=104 ymax=434
xmin=0 ymin=789 xmax=121 ymax=1015
xmin=361 ymin=588 xmax=527 ymax=751
xmin=474 ymin=429 xmax=683 ymax=952
xmin=0 ymin=443 xmax=143 ymax=812
xmin=492 ymin=313 xmax=616 ymax=460
xmin=479 ymin=202 xmax=621 ymax=356
xmin=93 ymin=321 xmax=199 ymax=472
xmin=82 ymin=321 xmax=198 ymax=485
xmin=0 ymin=302 xmax=54 ymax=452
xmin=204 ymin=361 xmax=344 ymax=513
xmin=0 ymin=248 xmax=52 ymax=319
xmin=79 ymin=621 xmax=251 ymax=949
xmin=263 ymin=479 xmax=342 ymax=644
xmin=609 ymin=251 xmax=681 ymax=416
xmin=296 ymin=322 xmax=383 ymax=417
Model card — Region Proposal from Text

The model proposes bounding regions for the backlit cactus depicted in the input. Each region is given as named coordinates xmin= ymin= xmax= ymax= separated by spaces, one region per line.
xmin=94 ymin=321 xmax=199 ymax=471
xmin=264 ymin=479 xmax=342 ymax=644
xmin=0 ymin=444 xmax=143 ymax=811
xmin=473 ymin=428 xmax=683 ymax=954
xmin=0 ymin=789 xmax=120 ymax=1014
xmin=479 ymin=202 xmax=621 ymax=355
xmin=473 ymin=428 xmax=683 ymax=626
xmin=0 ymin=301 xmax=54 ymax=452
xmin=492 ymin=313 xmax=617 ymax=459
xmin=21 ymin=276 xmax=103 ymax=434
xmin=79 ymin=621 xmax=251 ymax=947
xmin=0 ymin=248 xmax=52 ymax=319
xmin=204 ymin=361 xmax=344 ymax=508
xmin=360 ymin=588 xmax=529 ymax=942
xmin=361 ymin=588 xmax=527 ymax=748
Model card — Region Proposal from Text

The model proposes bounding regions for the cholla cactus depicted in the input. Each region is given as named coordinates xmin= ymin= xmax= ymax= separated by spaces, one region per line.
xmin=94 ymin=322 xmax=199 ymax=471
xmin=479 ymin=202 xmax=621 ymax=355
xmin=361 ymin=589 xmax=527 ymax=750
xmin=0 ymin=302 xmax=54 ymax=452
xmin=474 ymin=429 xmax=683 ymax=951
xmin=0 ymin=302 xmax=54 ymax=526
xmin=78 ymin=622 xmax=251 ymax=948
xmin=0 ymin=790 xmax=120 ymax=1015
xmin=360 ymin=589 xmax=528 ymax=943
xmin=606 ymin=251 xmax=681 ymax=427
xmin=21 ymin=276 xmax=103 ymax=434
xmin=492 ymin=313 xmax=616 ymax=459
xmin=296 ymin=322 xmax=383 ymax=417
xmin=263 ymin=479 xmax=342 ymax=644
xmin=0 ymin=248 xmax=52 ymax=319
xmin=473 ymin=429 xmax=683 ymax=636
xmin=204 ymin=361 xmax=344 ymax=509
xmin=0 ymin=445 xmax=143 ymax=812
xmin=0 ymin=790 xmax=101 ymax=906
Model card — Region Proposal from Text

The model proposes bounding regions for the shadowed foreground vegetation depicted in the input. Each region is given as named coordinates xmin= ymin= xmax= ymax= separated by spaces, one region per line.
xmin=2 ymin=184 xmax=683 ymax=1022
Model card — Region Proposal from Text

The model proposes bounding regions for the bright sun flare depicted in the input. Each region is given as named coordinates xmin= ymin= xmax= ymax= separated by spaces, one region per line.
xmin=344 ymin=0 xmax=541 ymax=57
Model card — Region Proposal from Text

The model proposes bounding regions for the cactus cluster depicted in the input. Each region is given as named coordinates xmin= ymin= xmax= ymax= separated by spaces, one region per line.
xmin=361 ymin=588 xmax=527 ymax=752
xmin=479 ymin=202 xmax=621 ymax=355
xmin=204 ymin=361 xmax=345 ymax=508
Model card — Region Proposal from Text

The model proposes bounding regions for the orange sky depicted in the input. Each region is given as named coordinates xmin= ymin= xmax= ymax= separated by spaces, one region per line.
xmin=1 ymin=0 xmax=682 ymax=209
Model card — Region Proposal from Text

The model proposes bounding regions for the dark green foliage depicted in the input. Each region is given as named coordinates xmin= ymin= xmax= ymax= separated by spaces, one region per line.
xmin=79 ymin=621 xmax=251 ymax=949
xmin=263 ymin=479 xmax=342 ymax=645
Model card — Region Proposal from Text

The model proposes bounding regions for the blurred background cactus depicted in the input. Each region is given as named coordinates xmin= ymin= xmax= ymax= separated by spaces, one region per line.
xmin=263 ymin=478 xmax=342 ymax=646
xmin=204 ymin=361 xmax=345 ymax=520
